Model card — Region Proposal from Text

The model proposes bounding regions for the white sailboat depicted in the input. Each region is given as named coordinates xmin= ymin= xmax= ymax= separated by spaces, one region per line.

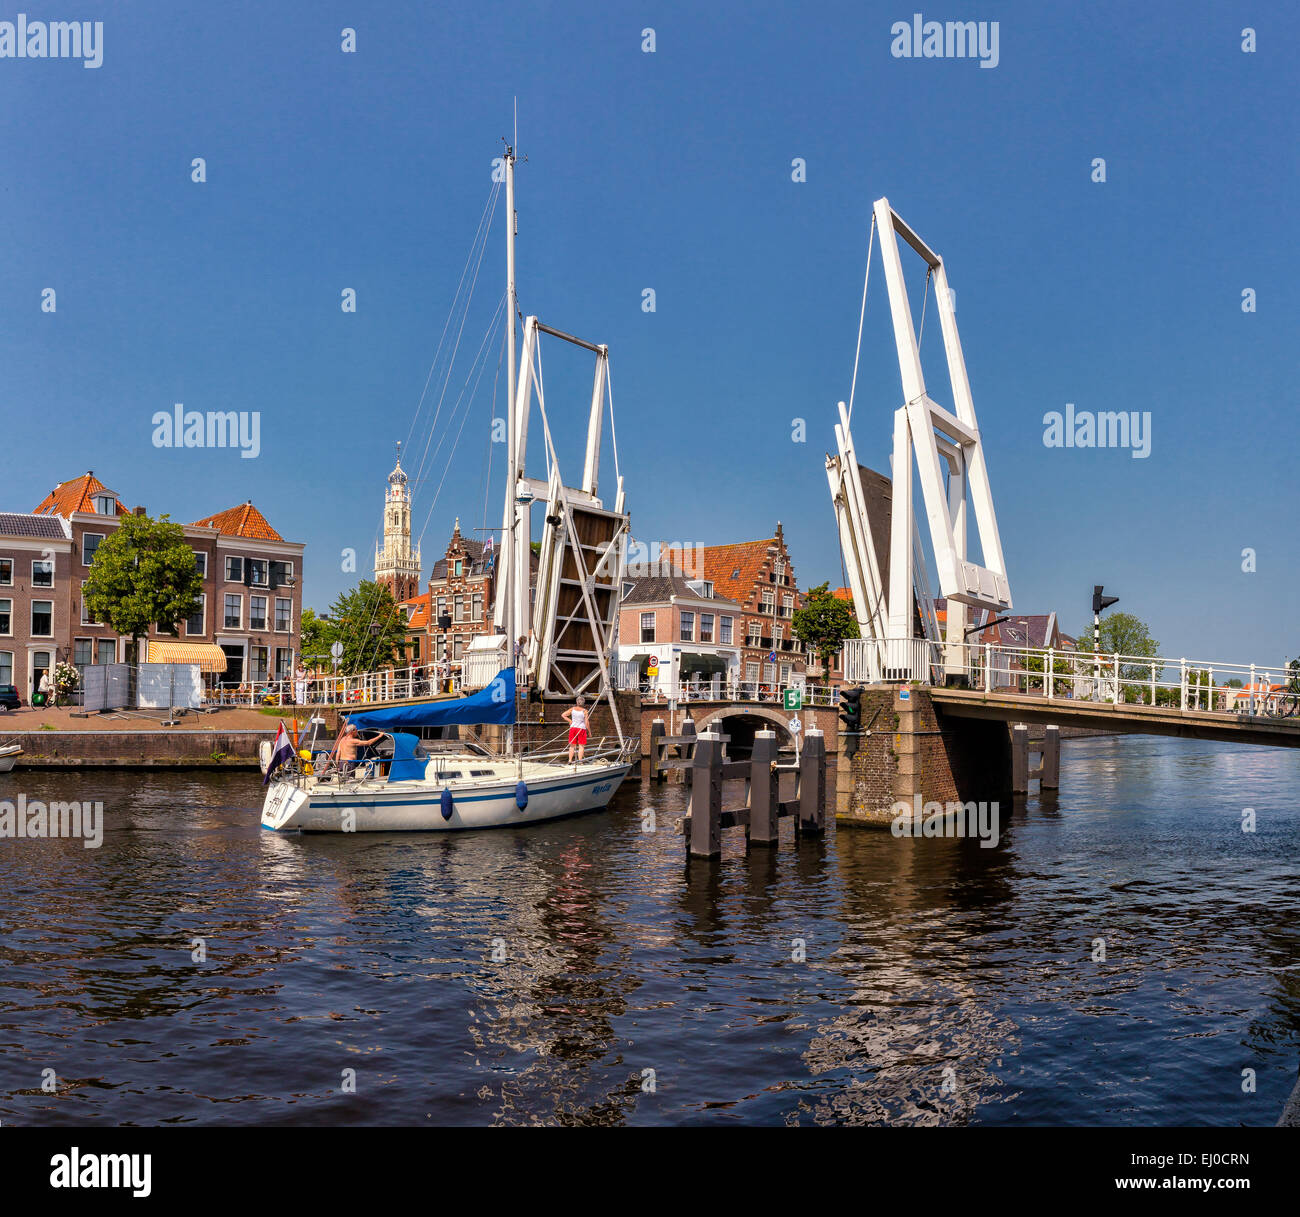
xmin=261 ymin=139 xmax=635 ymax=833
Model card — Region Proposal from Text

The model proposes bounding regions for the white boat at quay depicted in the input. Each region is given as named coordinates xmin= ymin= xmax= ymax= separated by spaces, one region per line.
xmin=262 ymin=734 xmax=632 ymax=834
xmin=0 ymin=742 xmax=21 ymax=773
xmin=261 ymin=132 xmax=636 ymax=834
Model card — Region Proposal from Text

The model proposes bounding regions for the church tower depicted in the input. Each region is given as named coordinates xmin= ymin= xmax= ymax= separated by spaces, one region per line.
xmin=374 ymin=442 xmax=422 ymax=603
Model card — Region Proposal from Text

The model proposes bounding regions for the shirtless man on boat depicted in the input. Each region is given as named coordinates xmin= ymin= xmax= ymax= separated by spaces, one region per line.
xmin=334 ymin=722 xmax=385 ymax=778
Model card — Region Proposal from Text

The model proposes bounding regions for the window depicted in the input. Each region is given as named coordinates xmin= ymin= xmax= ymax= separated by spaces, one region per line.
xmin=274 ymin=597 xmax=291 ymax=632
xmin=782 ymin=593 xmax=794 ymax=617
xmin=31 ymin=600 xmax=53 ymax=636
xmin=186 ymin=595 xmax=205 ymax=636
xmin=0 ymin=599 xmax=10 ymax=635
xmin=454 ymin=559 xmax=463 ymax=578
xmin=32 ymin=559 xmax=53 ymax=587
xmin=275 ymin=647 xmax=293 ymax=679
xmin=0 ymin=652 xmax=11 ymax=685
xmin=436 ymin=596 xmax=447 ymax=622
xmin=775 ymin=559 xmax=787 ymax=580
xmin=80 ymin=581 xmax=100 ymax=625
xmin=453 ymin=635 xmax=464 ymax=661
xmin=248 ymin=559 xmax=268 ymax=587
xmin=774 ymin=624 xmax=783 ymax=642
xmin=0 ymin=558 xmax=10 ymax=585
xmin=93 ymin=493 xmax=115 ymax=514
xmin=472 ymin=592 xmax=483 ymax=621
xmin=761 ymin=591 xmax=775 ymax=614
xmin=745 ymin=661 xmax=760 ymax=683
xmin=96 ymin=640 xmax=115 ymax=665
xmin=225 ymin=556 xmax=243 ymax=583
xmin=720 ymin=616 xmax=733 ymax=645
xmin=250 ymin=596 xmax=268 ymax=631
xmin=748 ymin=621 xmax=762 ymax=644
xmin=74 ymin=639 xmax=92 ymax=668
xmin=454 ymin=595 xmax=465 ymax=622
xmin=82 ymin=533 xmax=104 ymax=565
xmin=193 ymin=551 xmax=207 ymax=579
xmin=763 ymin=662 xmax=776 ymax=683
xmin=224 ymin=594 xmax=242 ymax=629
xmin=640 ymin=612 xmax=655 ymax=644
xmin=680 ymin=611 xmax=694 ymax=642
xmin=700 ymin=613 xmax=714 ymax=643
xmin=250 ymin=646 xmax=269 ymax=683
xmin=780 ymin=663 xmax=791 ymax=683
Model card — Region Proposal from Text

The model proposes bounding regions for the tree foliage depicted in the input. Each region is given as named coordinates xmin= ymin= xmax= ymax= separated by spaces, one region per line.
xmin=321 ymin=581 xmax=411 ymax=675
xmin=82 ymin=512 xmax=203 ymax=652
xmin=1075 ymin=611 xmax=1160 ymax=684
xmin=791 ymin=582 xmax=859 ymax=669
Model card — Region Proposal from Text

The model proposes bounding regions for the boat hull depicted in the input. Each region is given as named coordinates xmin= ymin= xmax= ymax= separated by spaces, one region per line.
xmin=261 ymin=761 xmax=631 ymax=833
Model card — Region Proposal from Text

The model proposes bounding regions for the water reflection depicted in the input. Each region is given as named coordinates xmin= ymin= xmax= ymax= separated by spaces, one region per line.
xmin=0 ymin=736 xmax=1297 ymax=1125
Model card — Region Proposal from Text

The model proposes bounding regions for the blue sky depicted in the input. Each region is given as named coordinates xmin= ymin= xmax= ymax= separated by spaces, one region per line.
xmin=2 ymin=1 xmax=1295 ymax=662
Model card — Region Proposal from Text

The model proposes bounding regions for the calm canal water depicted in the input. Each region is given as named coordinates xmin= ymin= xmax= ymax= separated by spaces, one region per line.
xmin=1 ymin=736 xmax=1298 ymax=1126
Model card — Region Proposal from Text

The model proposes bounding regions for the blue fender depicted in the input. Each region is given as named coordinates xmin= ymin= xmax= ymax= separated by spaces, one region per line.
xmin=515 ymin=780 xmax=529 ymax=811
xmin=440 ymin=786 xmax=454 ymax=821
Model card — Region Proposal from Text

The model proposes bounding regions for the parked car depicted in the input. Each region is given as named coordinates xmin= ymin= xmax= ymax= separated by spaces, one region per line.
xmin=0 ymin=684 xmax=22 ymax=711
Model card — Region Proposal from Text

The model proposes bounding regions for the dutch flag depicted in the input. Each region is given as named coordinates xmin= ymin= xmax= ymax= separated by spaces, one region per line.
xmin=264 ymin=721 xmax=296 ymax=784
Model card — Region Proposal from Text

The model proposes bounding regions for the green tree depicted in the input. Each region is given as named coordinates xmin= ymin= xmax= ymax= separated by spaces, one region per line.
xmin=327 ymin=581 xmax=411 ymax=675
xmin=299 ymin=608 xmax=338 ymax=668
xmin=83 ymin=512 xmax=203 ymax=663
xmin=1076 ymin=613 xmax=1170 ymax=696
xmin=791 ymin=582 xmax=859 ymax=672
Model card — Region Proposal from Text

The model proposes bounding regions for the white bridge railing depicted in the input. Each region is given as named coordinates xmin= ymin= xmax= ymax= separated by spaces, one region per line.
xmin=841 ymin=637 xmax=1300 ymax=717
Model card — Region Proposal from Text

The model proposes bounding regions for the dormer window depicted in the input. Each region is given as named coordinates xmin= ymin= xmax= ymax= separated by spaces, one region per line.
xmin=686 ymin=579 xmax=713 ymax=598
xmin=93 ymin=493 xmax=115 ymax=515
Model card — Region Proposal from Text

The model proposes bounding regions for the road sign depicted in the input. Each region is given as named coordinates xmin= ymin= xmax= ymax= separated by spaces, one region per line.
xmin=330 ymin=641 xmax=344 ymax=659
xmin=783 ymin=688 xmax=802 ymax=711
xmin=788 ymin=716 xmax=802 ymax=733
xmin=768 ymin=650 xmax=777 ymax=663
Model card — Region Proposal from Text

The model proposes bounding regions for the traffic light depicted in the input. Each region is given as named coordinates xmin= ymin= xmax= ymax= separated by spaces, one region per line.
xmin=839 ymin=685 xmax=864 ymax=759
xmin=1092 ymin=586 xmax=1119 ymax=616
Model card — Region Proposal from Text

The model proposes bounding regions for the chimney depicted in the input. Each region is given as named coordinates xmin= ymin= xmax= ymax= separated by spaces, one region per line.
xmin=134 ymin=506 xmax=146 ymax=516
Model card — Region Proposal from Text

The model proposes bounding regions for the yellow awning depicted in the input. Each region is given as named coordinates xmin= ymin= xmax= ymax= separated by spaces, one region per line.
xmin=146 ymin=641 xmax=228 ymax=673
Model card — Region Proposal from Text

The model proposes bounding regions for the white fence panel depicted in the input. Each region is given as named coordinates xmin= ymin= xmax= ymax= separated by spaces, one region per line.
xmin=136 ymin=663 xmax=202 ymax=709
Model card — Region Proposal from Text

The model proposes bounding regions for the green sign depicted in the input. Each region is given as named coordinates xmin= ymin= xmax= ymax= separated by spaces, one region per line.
xmin=783 ymin=687 xmax=802 ymax=711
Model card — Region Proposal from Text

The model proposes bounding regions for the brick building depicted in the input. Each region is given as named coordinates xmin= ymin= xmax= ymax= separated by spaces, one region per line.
xmin=664 ymin=523 xmax=806 ymax=691
xmin=401 ymin=519 xmax=500 ymax=674
xmin=0 ymin=471 xmax=305 ymax=699
xmin=615 ymin=573 xmax=742 ymax=696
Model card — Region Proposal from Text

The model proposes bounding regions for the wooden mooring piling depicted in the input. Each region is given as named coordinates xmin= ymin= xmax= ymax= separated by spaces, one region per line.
xmin=681 ymin=727 xmax=827 ymax=858
xmin=1012 ymin=723 xmax=1060 ymax=793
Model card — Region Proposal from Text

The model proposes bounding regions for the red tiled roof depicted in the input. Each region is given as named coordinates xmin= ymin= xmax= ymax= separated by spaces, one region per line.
xmin=402 ymin=589 xmax=432 ymax=630
xmin=662 ymin=537 xmax=780 ymax=605
xmin=34 ymin=472 xmax=127 ymax=517
xmin=832 ymin=587 xmax=852 ymax=601
xmin=191 ymin=501 xmax=284 ymax=541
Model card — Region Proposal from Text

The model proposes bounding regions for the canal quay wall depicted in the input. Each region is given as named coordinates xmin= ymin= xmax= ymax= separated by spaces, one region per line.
xmin=835 ymin=686 xmax=1013 ymax=829
xmin=1 ymin=728 xmax=271 ymax=768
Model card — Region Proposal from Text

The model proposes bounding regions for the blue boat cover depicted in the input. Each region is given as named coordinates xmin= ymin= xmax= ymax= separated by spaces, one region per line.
xmin=345 ymin=668 xmax=516 ymax=731
xmin=387 ymin=732 xmax=428 ymax=782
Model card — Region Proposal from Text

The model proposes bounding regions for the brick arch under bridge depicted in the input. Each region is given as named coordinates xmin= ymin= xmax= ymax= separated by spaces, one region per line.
xmin=686 ymin=703 xmax=840 ymax=753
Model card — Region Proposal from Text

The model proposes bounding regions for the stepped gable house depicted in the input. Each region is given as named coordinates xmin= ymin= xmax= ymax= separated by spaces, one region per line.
xmin=663 ymin=522 xmax=806 ymax=690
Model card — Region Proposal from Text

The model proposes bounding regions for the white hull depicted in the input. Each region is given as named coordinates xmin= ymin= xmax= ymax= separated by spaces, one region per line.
xmin=0 ymin=746 xmax=20 ymax=774
xmin=262 ymin=757 xmax=631 ymax=833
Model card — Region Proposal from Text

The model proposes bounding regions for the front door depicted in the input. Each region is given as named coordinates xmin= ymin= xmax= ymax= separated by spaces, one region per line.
xmin=30 ymin=650 xmax=51 ymax=701
xmin=220 ymin=644 xmax=244 ymax=686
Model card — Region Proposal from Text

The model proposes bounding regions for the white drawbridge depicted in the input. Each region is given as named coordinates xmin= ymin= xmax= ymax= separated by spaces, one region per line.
xmin=826 ymin=197 xmax=1012 ymax=682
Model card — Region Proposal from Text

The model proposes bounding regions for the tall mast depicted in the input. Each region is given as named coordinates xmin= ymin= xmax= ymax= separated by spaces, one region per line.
xmin=504 ymin=141 xmax=518 ymax=758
